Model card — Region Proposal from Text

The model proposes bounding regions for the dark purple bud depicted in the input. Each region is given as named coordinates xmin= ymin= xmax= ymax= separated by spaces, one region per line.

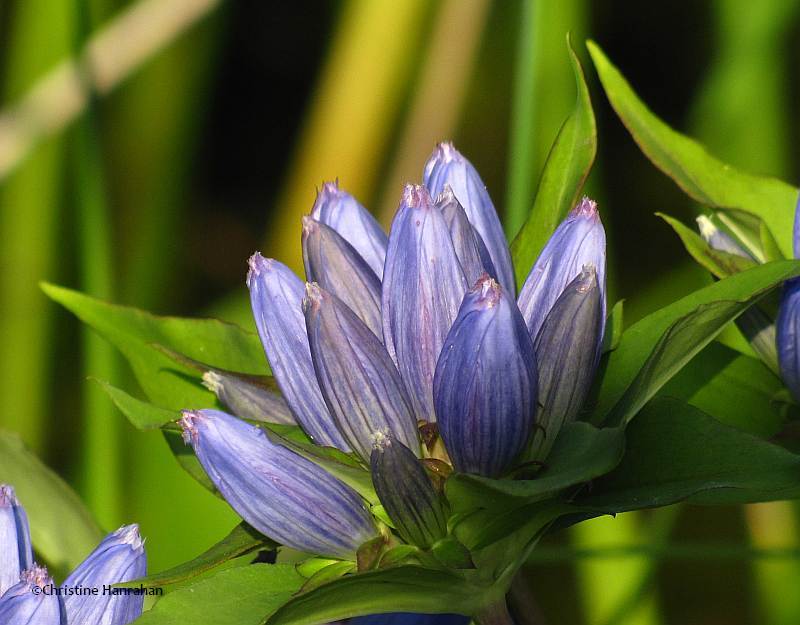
xmin=530 ymin=266 xmax=603 ymax=460
xmin=436 ymin=186 xmax=497 ymax=285
xmin=370 ymin=434 xmax=447 ymax=549
xmin=424 ymin=142 xmax=515 ymax=293
xmin=434 ymin=276 xmax=538 ymax=477
xmin=304 ymin=283 xmax=420 ymax=461
xmin=202 ymin=371 xmax=295 ymax=425
xmin=302 ymin=216 xmax=383 ymax=337
xmin=0 ymin=485 xmax=33 ymax=596
xmin=180 ymin=409 xmax=378 ymax=559
xmin=777 ymin=277 xmax=800 ymax=402
xmin=382 ymin=184 xmax=468 ymax=422
xmin=247 ymin=253 xmax=349 ymax=450
xmin=518 ymin=197 xmax=606 ymax=341
xmin=311 ymin=181 xmax=388 ymax=277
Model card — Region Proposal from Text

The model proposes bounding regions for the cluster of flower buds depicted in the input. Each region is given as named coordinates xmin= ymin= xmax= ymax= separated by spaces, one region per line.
xmin=696 ymin=195 xmax=800 ymax=397
xmin=180 ymin=142 xmax=606 ymax=566
xmin=0 ymin=484 xmax=146 ymax=625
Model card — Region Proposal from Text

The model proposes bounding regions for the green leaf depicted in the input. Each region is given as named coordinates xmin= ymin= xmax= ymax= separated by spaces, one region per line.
xmin=580 ymin=397 xmax=800 ymax=512
xmin=300 ymin=561 xmax=355 ymax=593
xmin=134 ymin=564 xmax=304 ymax=625
xmin=588 ymin=260 xmax=800 ymax=426
xmin=587 ymin=41 xmax=799 ymax=257
xmin=510 ymin=35 xmax=597 ymax=285
xmin=660 ymin=341 xmax=790 ymax=438
xmin=163 ymin=429 xmax=220 ymax=495
xmin=93 ymin=378 xmax=178 ymax=431
xmin=602 ymin=300 xmax=624 ymax=353
xmin=265 ymin=566 xmax=484 ymax=624
xmin=41 ymin=283 xmax=266 ymax=411
xmin=446 ymin=422 xmax=624 ymax=510
xmin=121 ymin=523 xmax=275 ymax=589
xmin=0 ymin=430 xmax=103 ymax=574
xmin=659 ymin=213 xmax=755 ymax=278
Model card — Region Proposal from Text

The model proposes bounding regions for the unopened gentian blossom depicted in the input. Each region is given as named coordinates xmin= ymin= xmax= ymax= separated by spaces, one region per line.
xmin=0 ymin=484 xmax=33 ymax=596
xmin=182 ymin=142 xmax=606 ymax=576
xmin=776 ymin=194 xmax=800 ymax=401
xmin=180 ymin=409 xmax=378 ymax=558
xmin=62 ymin=524 xmax=147 ymax=625
xmin=0 ymin=565 xmax=65 ymax=624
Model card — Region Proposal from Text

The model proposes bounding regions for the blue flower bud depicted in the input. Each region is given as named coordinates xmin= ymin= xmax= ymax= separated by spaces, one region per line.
xmin=0 ymin=565 xmax=65 ymax=624
xmin=248 ymin=253 xmax=350 ymax=450
xmin=777 ymin=277 xmax=800 ymax=402
xmin=382 ymin=184 xmax=469 ymax=422
xmin=529 ymin=266 xmax=604 ymax=460
xmin=350 ymin=613 xmax=469 ymax=625
xmin=434 ymin=276 xmax=538 ymax=477
xmin=696 ymin=215 xmax=753 ymax=259
xmin=311 ymin=181 xmax=388 ymax=277
xmin=303 ymin=283 xmax=420 ymax=461
xmin=424 ymin=142 xmax=515 ymax=294
xmin=436 ymin=186 xmax=497 ymax=285
xmin=517 ymin=197 xmax=606 ymax=342
xmin=302 ymin=216 xmax=383 ymax=337
xmin=180 ymin=409 xmax=378 ymax=558
xmin=62 ymin=525 xmax=146 ymax=625
xmin=0 ymin=485 xmax=33 ymax=596
xmin=370 ymin=434 xmax=447 ymax=549
xmin=202 ymin=371 xmax=295 ymax=425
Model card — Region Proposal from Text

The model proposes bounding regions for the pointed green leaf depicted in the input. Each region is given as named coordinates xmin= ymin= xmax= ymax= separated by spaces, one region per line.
xmin=588 ymin=41 xmax=798 ymax=256
xmin=510 ymin=35 xmax=597 ymax=285
xmin=93 ymin=378 xmax=178 ymax=430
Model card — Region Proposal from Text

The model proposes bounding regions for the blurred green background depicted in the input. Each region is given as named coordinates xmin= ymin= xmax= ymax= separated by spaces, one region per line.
xmin=0 ymin=1 xmax=798 ymax=623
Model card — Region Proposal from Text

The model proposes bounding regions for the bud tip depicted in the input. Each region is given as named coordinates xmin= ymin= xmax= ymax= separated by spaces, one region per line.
xmin=471 ymin=273 xmax=502 ymax=308
xmin=21 ymin=564 xmax=51 ymax=589
xmin=0 ymin=483 xmax=18 ymax=506
xmin=371 ymin=429 xmax=392 ymax=451
xmin=246 ymin=252 xmax=273 ymax=287
xmin=402 ymin=184 xmax=433 ymax=210
xmin=201 ymin=371 xmax=223 ymax=394
xmin=571 ymin=196 xmax=599 ymax=220
xmin=179 ymin=410 xmax=205 ymax=445
xmin=113 ymin=523 xmax=145 ymax=551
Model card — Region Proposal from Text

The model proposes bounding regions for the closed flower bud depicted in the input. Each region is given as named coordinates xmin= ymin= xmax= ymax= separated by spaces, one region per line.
xmin=304 ymin=283 xmax=420 ymax=461
xmin=0 ymin=565 xmax=65 ymax=624
xmin=202 ymin=371 xmax=295 ymax=425
xmin=382 ymin=184 xmax=468 ymax=422
xmin=436 ymin=186 xmax=496 ymax=285
xmin=302 ymin=216 xmax=383 ymax=337
xmin=696 ymin=215 xmax=753 ymax=259
xmin=424 ymin=142 xmax=515 ymax=293
xmin=62 ymin=525 xmax=146 ymax=625
xmin=311 ymin=181 xmax=388 ymax=277
xmin=180 ymin=409 xmax=378 ymax=559
xmin=0 ymin=485 xmax=33 ymax=596
xmin=434 ymin=276 xmax=538 ymax=477
xmin=248 ymin=253 xmax=349 ymax=450
xmin=530 ymin=267 xmax=604 ymax=460
xmin=518 ymin=197 xmax=606 ymax=342
xmin=777 ymin=278 xmax=800 ymax=402
xmin=370 ymin=433 xmax=447 ymax=549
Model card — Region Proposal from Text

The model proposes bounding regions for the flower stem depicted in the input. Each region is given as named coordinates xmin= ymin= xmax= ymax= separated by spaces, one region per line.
xmin=476 ymin=599 xmax=516 ymax=625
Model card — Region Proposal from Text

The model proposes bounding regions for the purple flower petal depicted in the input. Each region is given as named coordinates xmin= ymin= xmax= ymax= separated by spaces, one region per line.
xmin=180 ymin=409 xmax=377 ymax=559
xmin=248 ymin=253 xmax=349 ymax=450
xmin=777 ymin=277 xmax=800 ymax=402
xmin=0 ymin=485 xmax=33 ymax=596
xmin=434 ymin=276 xmax=538 ymax=477
xmin=0 ymin=565 xmax=65 ymax=624
xmin=423 ymin=142 xmax=514 ymax=293
xmin=304 ymin=283 xmax=420 ymax=461
xmin=517 ymin=197 xmax=606 ymax=341
xmin=382 ymin=184 xmax=468 ymax=422
xmin=311 ymin=181 xmax=388 ymax=277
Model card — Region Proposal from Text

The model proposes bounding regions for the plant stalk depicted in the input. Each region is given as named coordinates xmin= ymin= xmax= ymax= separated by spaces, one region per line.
xmin=476 ymin=599 xmax=516 ymax=625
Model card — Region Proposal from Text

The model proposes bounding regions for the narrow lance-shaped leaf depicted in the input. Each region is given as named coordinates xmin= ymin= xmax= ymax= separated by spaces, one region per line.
xmin=510 ymin=35 xmax=597 ymax=286
xmin=517 ymin=197 xmax=606 ymax=342
xmin=436 ymin=186 xmax=497 ymax=285
xmin=434 ymin=275 xmax=538 ymax=477
xmin=370 ymin=434 xmax=448 ymax=549
xmin=424 ymin=142 xmax=515 ymax=294
xmin=0 ymin=565 xmax=65 ymax=624
xmin=180 ymin=409 xmax=378 ymax=559
xmin=302 ymin=216 xmax=383 ymax=337
xmin=530 ymin=266 xmax=603 ymax=461
xmin=0 ymin=485 xmax=33 ymax=595
xmin=311 ymin=181 xmax=388 ymax=277
xmin=304 ymin=283 xmax=420 ymax=461
xmin=382 ymin=184 xmax=469 ymax=422
xmin=62 ymin=525 xmax=147 ymax=625
xmin=247 ymin=254 xmax=349 ymax=450
xmin=203 ymin=371 xmax=295 ymax=425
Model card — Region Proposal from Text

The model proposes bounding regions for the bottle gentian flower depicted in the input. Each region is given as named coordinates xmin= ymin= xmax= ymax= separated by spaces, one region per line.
xmin=180 ymin=409 xmax=378 ymax=558
xmin=0 ymin=484 xmax=33 ymax=596
xmin=0 ymin=564 xmax=65 ymax=624
xmin=62 ymin=524 xmax=146 ymax=625
xmin=776 ymin=194 xmax=800 ymax=401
